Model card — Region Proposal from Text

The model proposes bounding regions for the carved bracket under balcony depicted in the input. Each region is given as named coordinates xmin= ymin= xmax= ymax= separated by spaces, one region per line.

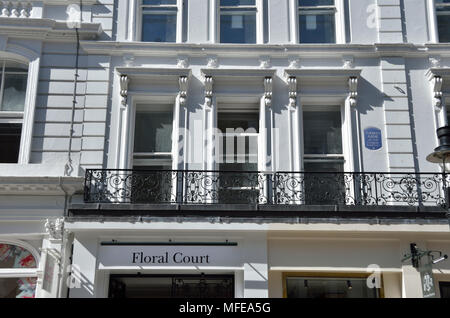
xmin=348 ymin=77 xmax=358 ymax=107
xmin=0 ymin=1 xmax=32 ymax=18
xmin=204 ymin=76 xmax=213 ymax=107
xmin=264 ymin=77 xmax=273 ymax=107
xmin=120 ymin=75 xmax=129 ymax=106
xmin=288 ymin=77 xmax=297 ymax=108
xmin=432 ymin=76 xmax=443 ymax=109
xmin=179 ymin=76 xmax=188 ymax=106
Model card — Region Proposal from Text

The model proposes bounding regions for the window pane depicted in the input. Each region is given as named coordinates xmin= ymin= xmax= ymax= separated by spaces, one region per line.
xmin=220 ymin=13 xmax=256 ymax=43
xmin=437 ymin=7 xmax=450 ymax=43
xmin=134 ymin=111 xmax=173 ymax=153
xmin=218 ymin=113 xmax=259 ymax=132
xmin=143 ymin=0 xmax=177 ymax=4
xmin=0 ymin=124 xmax=22 ymax=163
xmin=0 ymin=277 xmax=37 ymax=298
xmin=303 ymin=111 xmax=342 ymax=154
xmin=1 ymin=73 xmax=27 ymax=112
xmin=299 ymin=0 xmax=334 ymax=6
xmin=221 ymin=0 xmax=255 ymax=6
xmin=304 ymin=162 xmax=345 ymax=205
xmin=142 ymin=12 xmax=177 ymax=42
xmin=299 ymin=13 xmax=335 ymax=43
xmin=0 ymin=244 xmax=37 ymax=269
xmin=286 ymin=277 xmax=379 ymax=298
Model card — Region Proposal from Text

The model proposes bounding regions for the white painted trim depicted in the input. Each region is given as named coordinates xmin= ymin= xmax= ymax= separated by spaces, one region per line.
xmin=427 ymin=0 xmax=439 ymax=43
xmin=19 ymin=57 xmax=40 ymax=164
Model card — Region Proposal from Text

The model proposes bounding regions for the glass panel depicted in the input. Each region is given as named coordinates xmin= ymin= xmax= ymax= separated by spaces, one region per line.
xmin=440 ymin=282 xmax=450 ymax=298
xmin=218 ymin=112 xmax=259 ymax=132
xmin=109 ymin=275 xmax=234 ymax=298
xmin=437 ymin=8 xmax=450 ymax=43
xmin=1 ymin=73 xmax=27 ymax=112
xmin=0 ymin=124 xmax=22 ymax=163
xmin=303 ymin=110 xmax=342 ymax=155
xmin=220 ymin=13 xmax=256 ymax=43
xmin=0 ymin=278 xmax=37 ymax=298
xmin=299 ymin=0 xmax=334 ymax=6
xmin=131 ymin=166 xmax=174 ymax=204
xmin=304 ymin=161 xmax=345 ymax=205
xmin=143 ymin=0 xmax=177 ymax=4
xmin=286 ymin=277 xmax=379 ymax=298
xmin=0 ymin=244 xmax=37 ymax=269
xmin=221 ymin=0 xmax=256 ymax=6
xmin=299 ymin=12 xmax=335 ymax=43
xmin=141 ymin=11 xmax=177 ymax=42
xmin=134 ymin=111 xmax=173 ymax=153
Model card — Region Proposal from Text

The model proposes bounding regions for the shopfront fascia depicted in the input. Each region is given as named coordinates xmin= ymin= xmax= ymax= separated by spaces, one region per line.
xmin=65 ymin=225 xmax=269 ymax=299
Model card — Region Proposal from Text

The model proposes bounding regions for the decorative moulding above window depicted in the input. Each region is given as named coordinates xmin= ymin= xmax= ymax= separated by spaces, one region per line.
xmin=116 ymin=67 xmax=191 ymax=82
xmin=284 ymin=68 xmax=362 ymax=82
xmin=201 ymin=68 xmax=276 ymax=85
xmin=43 ymin=0 xmax=98 ymax=4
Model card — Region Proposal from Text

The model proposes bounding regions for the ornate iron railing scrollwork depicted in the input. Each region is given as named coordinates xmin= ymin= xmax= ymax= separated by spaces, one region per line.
xmin=84 ymin=169 xmax=448 ymax=208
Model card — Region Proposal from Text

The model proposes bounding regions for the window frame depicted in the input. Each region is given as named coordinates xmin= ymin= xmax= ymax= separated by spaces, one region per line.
xmin=434 ymin=0 xmax=450 ymax=43
xmin=0 ymin=239 xmax=40 ymax=298
xmin=302 ymin=104 xmax=346 ymax=172
xmin=130 ymin=102 xmax=176 ymax=170
xmin=292 ymin=0 xmax=345 ymax=44
xmin=137 ymin=0 xmax=183 ymax=43
xmin=0 ymin=60 xmax=29 ymax=164
xmin=216 ymin=0 xmax=264 ymax=44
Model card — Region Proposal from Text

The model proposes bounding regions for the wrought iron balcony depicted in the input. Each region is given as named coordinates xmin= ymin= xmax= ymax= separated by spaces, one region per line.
xmin=83 ymin=169 xmax=450 ymax=208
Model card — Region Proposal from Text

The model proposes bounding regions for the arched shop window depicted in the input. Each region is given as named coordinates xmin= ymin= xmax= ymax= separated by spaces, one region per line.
xmin=0 ymin=242 xmax=39 ymax=298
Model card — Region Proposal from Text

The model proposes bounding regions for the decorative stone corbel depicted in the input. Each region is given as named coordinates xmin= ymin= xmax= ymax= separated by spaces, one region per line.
xmin=343 ymin=56 xmax=354 ymax=69
xmin=288 ymin=57 xmax=300 ymax=69
xmin=264 ymin=77 xmax=273 ymax=107
xmin=260 ymin=56 xmax=271 ymax=69
xmin=204 ymin=76 xmax=213 ymax=107
xmin=348 ymin=77 xmax=358 ymax=107
xmin=45 ymin=218 xmax=64 ymax=241
xmin=429 ymin=56 xmax=442 ymax=68
xmin=120 ymin=74 xmax=129 ymax=106
xmin=206 ymin=56 xmax=219 ymax=69
xmin=177 ymin=56 xmax=189 ymax=69
xmin=432 ymin=76 xmax=443 ymax=109
xmin=288 ymin=77 xmax=297 ymax=108
xmin=179 ymin=76 xmax=188 ymax=106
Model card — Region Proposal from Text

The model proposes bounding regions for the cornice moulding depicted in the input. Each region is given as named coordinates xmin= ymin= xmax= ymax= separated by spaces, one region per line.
xmin=43 ymin=0 xmax=98 ymax=4
xmin=0 ymin=18 xmax=102 ymax=40
xmin=116 ymin=67 xmax=192 ymax=81
xmin=0 ymin=176 xmax=84 ymax=196
xmin=201 ymin=68 xmax=276 ymax=80
xmin=80 ymin=42 xmax=450 ymax=58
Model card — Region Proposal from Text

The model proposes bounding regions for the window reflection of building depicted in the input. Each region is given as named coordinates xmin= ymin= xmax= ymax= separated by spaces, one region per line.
xmin=0 ymin=243 xmax=38 ymax=298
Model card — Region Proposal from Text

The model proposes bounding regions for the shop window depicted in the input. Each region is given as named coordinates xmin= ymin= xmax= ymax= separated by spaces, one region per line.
xmin=218 ymin=110 xmax=259 ymax=203
xmin=298 ymin=0 xmax=336 ymax=43
xmin=140 ymin=0 xmax=178 ymax=42
xmin=0 ymin=61 xmax=28 ymax=164
xmin=131 ymin=104 xmax=174 ymax=203
xmin=286 ymin=276 xmax=380 ymax=298
xmin=303 ymin=106 xmax=345 ymax=204
xmin=0 ymin=243 xmax=38 ymax=298
xmin=439 ymin=282 xmax=450 ymax=298
xmin=436 ymin=0 xmax=450 ymax=42
xmin=220 ymin=0 xmax=257 ymax=43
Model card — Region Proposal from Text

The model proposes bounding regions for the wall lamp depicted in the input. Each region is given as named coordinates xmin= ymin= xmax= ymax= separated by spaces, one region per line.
xmin=402 ymin=243 xmax=448 ymax=268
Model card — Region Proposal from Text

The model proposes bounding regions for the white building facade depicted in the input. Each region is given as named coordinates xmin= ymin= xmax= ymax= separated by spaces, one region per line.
xmin=0 ymin=0 xmax=450 ymax=298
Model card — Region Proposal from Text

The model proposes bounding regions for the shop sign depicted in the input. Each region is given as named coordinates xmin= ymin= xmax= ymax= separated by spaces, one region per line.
xmin=364 ymin=127 xmax=382 ymax=150
xmin=420 ymin=263 xmax=436 ymax=298
xmin=98 ymin=245 xmax=241 ymax=269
